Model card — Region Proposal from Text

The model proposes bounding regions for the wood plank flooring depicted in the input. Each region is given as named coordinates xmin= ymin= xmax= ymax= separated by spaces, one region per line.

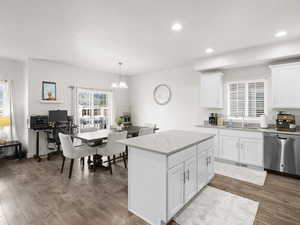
xmin=0 ymin=157 xmax=299 ymax=225
xmin=209 ymin=173 xmax=300 ymax=225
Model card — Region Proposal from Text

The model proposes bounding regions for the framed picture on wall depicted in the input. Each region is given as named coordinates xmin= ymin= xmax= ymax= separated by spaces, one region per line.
xmin=42 ymin=81 xmax=56 ymax=101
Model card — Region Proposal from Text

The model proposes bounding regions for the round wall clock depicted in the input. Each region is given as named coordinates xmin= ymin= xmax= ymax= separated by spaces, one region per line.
xmin=153 ymin=84 xmax=172 ymax=105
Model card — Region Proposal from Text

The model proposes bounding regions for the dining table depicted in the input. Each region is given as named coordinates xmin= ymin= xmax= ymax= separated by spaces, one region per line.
xmin=73 ymin=126 xmax=158 ymax=169
xmin=74 ymin=126 xmax=149 ymax=143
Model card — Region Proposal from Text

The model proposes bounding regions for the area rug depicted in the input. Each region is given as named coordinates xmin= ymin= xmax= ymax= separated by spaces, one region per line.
xmin=174 ymin=186 xmax=259 ymax=225
xmin=215 ymin=161 xmax=267 ymax=186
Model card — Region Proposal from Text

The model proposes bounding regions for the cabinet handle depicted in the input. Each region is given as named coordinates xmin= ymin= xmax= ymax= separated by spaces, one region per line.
xmin=187 ymin=170 xmax=190 ymax=180
xmin=241 ymin=143 xmax=243 ymax=150
xmin=206 ymin=157 xmax=209 ymax=166
xmin=183 ymin=171 xmax=186 ymax=183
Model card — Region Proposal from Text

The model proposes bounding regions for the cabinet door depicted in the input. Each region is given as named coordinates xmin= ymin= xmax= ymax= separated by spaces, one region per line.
xmin=197 ymin=150 xmax=208 ymax=191
xmin=240 ymin=138 xmax=263 ymax=167
xmin=167 ymin=163 xmax=184 ymax=219
xmin=184 ymin=157 xmax=197 ymax=203
xmin=272 ymin=67 xmax=300 ymax=108
xmin=207 ymin=148 xmax=214 ymax=181
xmin=200 ymin=73 xmax=224 ymax=108
xmin=219 ymin=135 xmax=240 ymax=161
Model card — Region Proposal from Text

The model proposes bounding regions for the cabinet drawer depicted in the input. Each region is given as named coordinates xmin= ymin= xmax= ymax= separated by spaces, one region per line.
xmin=197 ymin=138 xmax=214 ymax=153
xmin=168 ymin=145 xmax=196 ymax=169
xmin=219 ymin=129 xmax=263 ymax=139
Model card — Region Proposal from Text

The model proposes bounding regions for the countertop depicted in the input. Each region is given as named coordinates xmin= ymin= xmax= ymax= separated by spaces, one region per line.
xmin=196 ymin=124 xmax=300 ymax=135
xmin=118 ymin=130 xmax=215 ymax=155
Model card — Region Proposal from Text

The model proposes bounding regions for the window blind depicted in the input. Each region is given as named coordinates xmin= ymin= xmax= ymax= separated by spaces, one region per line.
xmin=248 ymin=82 xmax=265 ymax=117
xmin=228 ymin=81 xmax=265 ymax=118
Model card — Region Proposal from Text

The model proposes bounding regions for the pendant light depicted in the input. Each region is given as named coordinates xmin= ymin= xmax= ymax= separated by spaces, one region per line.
xmin=111 ymin=62 xmax=128 ymax=89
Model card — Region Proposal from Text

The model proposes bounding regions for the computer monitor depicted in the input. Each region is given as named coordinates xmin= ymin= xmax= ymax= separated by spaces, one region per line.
xmin=49 ymin=110 xmax=68 ymax=123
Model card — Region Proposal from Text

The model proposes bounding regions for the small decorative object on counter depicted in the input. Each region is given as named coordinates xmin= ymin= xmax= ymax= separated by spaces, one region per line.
xmin=259 ymin=114 xmax=268 ymax=128
xmin=217 ymin=116 xmax=224 ymax=126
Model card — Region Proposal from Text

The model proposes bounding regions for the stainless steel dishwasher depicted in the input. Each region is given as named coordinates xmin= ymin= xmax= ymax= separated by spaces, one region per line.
xmin=264 ymin=132 xmax=300 ymax=176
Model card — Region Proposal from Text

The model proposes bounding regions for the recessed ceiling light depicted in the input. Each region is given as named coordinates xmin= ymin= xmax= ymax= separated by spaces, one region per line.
xmin=275 ymin=30 xmax=288 ymax=38
xmin=171 ymin=23 xmax=182 ymax=31
xmin=205 ymin=48 xmax=214 ymax=54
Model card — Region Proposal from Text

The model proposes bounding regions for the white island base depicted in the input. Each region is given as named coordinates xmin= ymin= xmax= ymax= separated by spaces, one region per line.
xmin=119 ymin=130 xmax=215 ymax=225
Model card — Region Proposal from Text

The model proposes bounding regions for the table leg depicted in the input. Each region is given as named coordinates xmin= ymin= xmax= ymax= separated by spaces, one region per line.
xmin=18 ymin=143 xmax=22 ymax=160
xmin=34 ymin=131 xmax=41 ymax=162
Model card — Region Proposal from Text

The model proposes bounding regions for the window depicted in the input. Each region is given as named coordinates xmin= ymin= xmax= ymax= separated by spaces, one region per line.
xmin=228 ymin=80 xmax=266 ymax=119
xmin=0 ymin=83 xmax=4 ymax=116
xmin=77 ymin=88 xmax=112 ymax=130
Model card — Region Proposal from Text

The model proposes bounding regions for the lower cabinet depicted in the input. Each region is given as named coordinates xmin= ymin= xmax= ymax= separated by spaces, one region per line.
xmin=167 ymin=163 xmax=185 ymax=218
xmin=207 ymin=148 xmax=214 ymax=180
xmin=197 ymin=150 xmax=208 ymax=191
xmin=239 ymin=138 xmax=263 ymax=167
xmin=167 ymin=140 xmax=214 ymax=221
xmin=167 ymin=156 xmax=197 ymax=219
xmin=219 ymin=135 xmax=240 ymax=161
xmin=218 ymin=130 xmax=263 ymax=167
xmin=184 ymin=157 xmax=197 ymax=203
xmin=197 ymin=146 xmax=214 ymax=191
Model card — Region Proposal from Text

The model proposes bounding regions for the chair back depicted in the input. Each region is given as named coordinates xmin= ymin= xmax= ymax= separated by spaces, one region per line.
xmin=138 ymin=127 xmax=154 ymax=136
xmin=59 ymin=133 xmax=74 ymax=158
xmin=106 ymin=131 xmax=128 ymax=155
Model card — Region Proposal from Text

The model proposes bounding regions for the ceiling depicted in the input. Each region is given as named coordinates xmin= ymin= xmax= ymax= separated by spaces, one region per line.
xmin=0 ymin=0 xmax=300 ymax=75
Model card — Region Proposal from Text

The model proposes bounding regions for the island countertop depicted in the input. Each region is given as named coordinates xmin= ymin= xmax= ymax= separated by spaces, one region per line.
xmin=118 ymin=130 xmax=215 ymax=156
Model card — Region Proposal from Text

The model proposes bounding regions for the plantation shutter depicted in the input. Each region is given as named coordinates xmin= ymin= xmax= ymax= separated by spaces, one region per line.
xmin=229 ymin=83 xmax=246 ymax=117
xmin=248 ymin=81 xmax=265 ymax=117
xmin=229 ymin=81 xmax=265 ymax=118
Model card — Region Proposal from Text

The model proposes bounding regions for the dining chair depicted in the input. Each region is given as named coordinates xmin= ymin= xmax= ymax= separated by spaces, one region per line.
xmin=96 ymin=131 xmax=128 ymax=175
xmin=59 ymin=133 xmax=98 ymax=178
xmin=138 ymin=127 xmax=154 ymax=136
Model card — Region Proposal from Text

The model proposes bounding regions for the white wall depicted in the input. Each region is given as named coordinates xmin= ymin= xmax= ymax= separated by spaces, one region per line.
xmin=0 ymin=57 xmax=26 ymax=146
xmin=129 ymin=66 xmax=209 ymax=131
xmin=129 ymin=63 xmax=300 ymax=132
xmin=26 ymin=59 xmax=129 ymax=157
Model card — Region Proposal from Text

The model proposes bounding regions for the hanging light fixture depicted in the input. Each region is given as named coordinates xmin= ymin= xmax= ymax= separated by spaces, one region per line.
xmin=112 ymin=62 xmax=128 ymax=89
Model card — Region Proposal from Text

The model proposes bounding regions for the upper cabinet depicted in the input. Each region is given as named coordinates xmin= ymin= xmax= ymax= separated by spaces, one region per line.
xmin=200 ymin=72 xmax=224 ymax=108
xmin=270 ymin=62 xmax=300 ymax=109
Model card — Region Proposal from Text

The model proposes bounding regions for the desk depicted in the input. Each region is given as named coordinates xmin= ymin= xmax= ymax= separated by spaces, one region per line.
xmin=0 ymin=141 xmax=22 ymax=160
xmin=32 ymin=124 xmax=78 ymax=162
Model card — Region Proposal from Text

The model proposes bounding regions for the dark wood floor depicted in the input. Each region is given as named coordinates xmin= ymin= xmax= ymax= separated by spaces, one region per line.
xmin=0 ymin=157 xmax=299 ymax=225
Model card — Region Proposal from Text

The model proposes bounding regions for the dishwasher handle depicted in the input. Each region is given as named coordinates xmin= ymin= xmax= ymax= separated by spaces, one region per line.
xmin=276 ymin=135 xmax=288 ymax=140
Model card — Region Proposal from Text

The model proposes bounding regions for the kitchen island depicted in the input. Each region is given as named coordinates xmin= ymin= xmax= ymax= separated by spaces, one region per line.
xmin=118 ymin=130 xmax=215 ymax=225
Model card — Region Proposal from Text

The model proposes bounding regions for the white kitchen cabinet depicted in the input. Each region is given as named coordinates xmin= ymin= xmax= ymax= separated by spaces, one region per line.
xmin=168 ymin=156 xmax=197 ymax=219
xmin=218 ymin=129 xmax=263 ymax=167
xmin=270 ymin=62 xmax=300 ymax=109
xmin=219 ymin=135 xmax=240 ymax=161
xmin=240 ymin=138 xmax=263 ymax=167
xmin=184 ymin=157 xmax=197 ymax=203
xmin=194 ymin=127 xmax=219 ymax=157
xmin=200 ymin=72 xmax=224 ymax=108
xmin=207 ymin=148 xmax=214 ymax=180
xmin=167 ymin=163 xmax=184 ymax=218
xmin=197 ymin=150 xmax=208 ymax=191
